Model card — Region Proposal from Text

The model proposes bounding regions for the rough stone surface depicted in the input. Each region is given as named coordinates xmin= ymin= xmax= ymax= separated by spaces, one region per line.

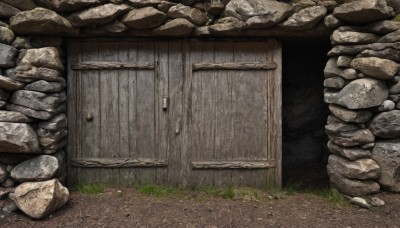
xmin=1 ymin=0 xmax=37 ymax=11
xmin=351 ymin=57 xmax=399 ymax=80
xmin=350 ymin=197 xmax=371 ymax=208
xmin=168 ymin=4 xmax=208 ymax=26
xmin=278 ymin=6 xmax=327 ymax=31
xmin=67 ymin=3 xmax=130 ymax=27
xmin=325 ymin=122 xmax=359 ymax=134
xmin=153 ymin=18 xmax=195 ymax=36
xmin=333 ymin=0 xmax=391 ymax=25
xmin=337 ymin=56 xmax=352 ymax=68
xmin=0 ymin=75 xmax=24 ymax=91
xmin=37 ymin=113 xmax=67 ymax=131
xmin=327 ymin=140 xmax=371 ymax=161
xmin=371 ymin=197 xmax=385 ymax=207
xmin=0 ymin=89 xmax=9 ymax=101
xmin=336 ymin=78 xmax=388 ymax=109
xmin=10 ymin=179 xmax=69 ymax=219
xmin=329 ymin=104 xmax=372 ymax=123
xmin=24 ymin=79 xmax=66 ymax=93
xmin=34 ymin=0 xmax=101 ymax=12
xmin=358 ymin=20 xmax=400 ymax=34
xmin=369 ymin=110 xmax=400 ymax=138
xmin=324 ymin=88 xmax=339 ymax=104
xmin=121 ymin=7 xmax=166 ymax=29
xmin=328 ymin=129 xmax=375 ymax=147
xmin=378 ymin=30 xmax=400 ymax=43
xmin=14 ymin=65 xmax=62 ymax=83
xmin=372 ymin=141 xmax=400 ymax=192
xmin=208 ymin=17 xmax=247 ymax=35
xmin=0 ymin=27 xmax=16 ymax=45
xmin=328 ymin=166 xmax=380 ymax=196
xmin=0 ymin=123 xmax=40 ymax=153
xmin=0 ymin=164 xmax=7 ymax=183
xmin=0 ymin=111 xmax=32 ymax=123
xmin=328 ymin=155 xmax=380 ymax=180
xmin=324 ymin=14 xmax=343 ymax=29
xmin=331 ymin=30 xmax=378 ymax=45
xmin=10 ymin=8 xmax=77 ymax=35
xmin=10 ymin=90 xmax=66 ymax=114
xmin=19 ymin=47 xmax=64 ymax=71
xmin=0 ymin=44 xmax=18 ymax=68
xmin=0 ymin=2 xmax=21 ymax=19
xmin=324 ymin=58 xmax=357 ymax=80
xmin=6 ymin=103 xmax=58 ymax=120
xmin=224 ymin=0 xmax=293 ymax=27
xmin=37 ymin=128 xmax=68 ymax=148
xmin=357 ymin=48 xmax=400 ymax=62
xmin=328 ymin=42 xmax=400 ymax=57
xmin=11 ymin=155 xmax=60 ymax=182
xmin=42 ymin=138 xmax=67 ymax=155
xmin=323 ymin=77 xmax=346 ymax=89
xmin=129 ymin=0 xmax=161 ymax=7
xmin=372 ymin=100 xmax=395 ymax=112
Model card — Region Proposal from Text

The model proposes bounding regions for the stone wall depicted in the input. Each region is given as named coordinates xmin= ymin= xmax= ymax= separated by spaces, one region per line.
xmin=0 ymin=0 xmax=399 ymax=217
xmin=323 ymin=1 xmax=400 ymax=196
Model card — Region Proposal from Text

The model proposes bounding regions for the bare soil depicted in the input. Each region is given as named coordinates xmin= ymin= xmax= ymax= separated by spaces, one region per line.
xmin=1 ymin=187 xmax=399 ymax=228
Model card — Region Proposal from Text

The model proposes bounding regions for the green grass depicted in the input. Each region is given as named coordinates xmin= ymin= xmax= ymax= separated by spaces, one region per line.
xmin=316 ymin=188 xmax=350 ymax=207
xmin=137 ymin=183 xmax=181 ymax=197
xmin=202 ymin=186 xmax=235 ymax=199
xmin=76 ymin=183 xmax=106 ymax=195
xmin=394 ymin=14 xmax=400 ymax=22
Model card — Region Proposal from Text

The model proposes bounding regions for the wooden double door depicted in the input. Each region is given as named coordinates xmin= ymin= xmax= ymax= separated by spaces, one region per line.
xmin=67 ymin=39 xmax=282 ymax=188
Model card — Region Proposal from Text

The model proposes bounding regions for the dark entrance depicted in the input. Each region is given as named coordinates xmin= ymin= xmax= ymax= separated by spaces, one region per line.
xmin=282 ymin=41 xmax=331 ymax=188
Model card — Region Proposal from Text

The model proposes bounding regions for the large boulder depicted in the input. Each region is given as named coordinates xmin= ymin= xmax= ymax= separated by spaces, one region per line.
xmin=121 ymin=7 xmax=167 ymax=29
xmin=328 ymin=165 xmax=380 ymax=196
xmin=10 ymin=90 xmax=66 ymax=114
xmin=328 ymin=155 xmax=380 ymax=180
xmin=0 ymin=122 xmax=40 ymax=153
xmin=351 ymin=57 xmax=399 ymax=80
xmin=10 ymin=179 xmax=69 ymax=219
xmin=0 ymin=43 xmax=18 ymax=68
xmin=34 ymin=0 xmax=100 ymax=12
xmin=333 ymin=0 xmax=392 ymax=25
xmin=10 ymin=8 xmax=77 ymax=35
xmin=278 ymin=6 xmax=327 ymax=31
xmin=11 ymin=155 xmax=60 ymax=182
xmin=224 ymin=0 xmax=293 ymax=28
xmin=372 ymin=141 xmax=400 ymax=192
xmin=153 ymin=18 xmax=195 ymax=36
xmin=167 ymin=4 xmax=209 ymax=26
xmin=67 ymin=3 xmax=130 ymax=27
xmin=19 ymin=47 xmax=63 ymax=71
xmin=327 ymin=140 xmax=371 ymax=161
xmin=369 ymin=110 xmax=400 ymax=138
xmin=335 ymin=78 xmax=388 ymax=109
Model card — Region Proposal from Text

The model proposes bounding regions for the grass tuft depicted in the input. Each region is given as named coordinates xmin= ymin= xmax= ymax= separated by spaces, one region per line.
xmin=77 ymin=183 xmax=106 ymax=195
xmin=138 ymin=183 xmax=180 ymax=197
xmin=203 ymin=186 xmax=235 ymax=199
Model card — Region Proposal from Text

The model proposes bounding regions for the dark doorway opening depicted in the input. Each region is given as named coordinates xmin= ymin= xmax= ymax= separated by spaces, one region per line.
xmin=282 ymin=40 xmax=331 ymax=189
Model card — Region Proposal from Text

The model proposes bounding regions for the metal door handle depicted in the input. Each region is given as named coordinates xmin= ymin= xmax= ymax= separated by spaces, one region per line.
xmin=85 ymin=112 xmax=93 ymax=121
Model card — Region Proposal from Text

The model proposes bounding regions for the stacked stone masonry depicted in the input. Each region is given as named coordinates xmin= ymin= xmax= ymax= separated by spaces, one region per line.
xmin=0 ymin=0 xmax=399 ymax=218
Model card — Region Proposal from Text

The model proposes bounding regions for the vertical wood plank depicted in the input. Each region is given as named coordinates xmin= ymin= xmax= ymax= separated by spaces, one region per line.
xmin=80 ymin=41 xmax=100 ymax=184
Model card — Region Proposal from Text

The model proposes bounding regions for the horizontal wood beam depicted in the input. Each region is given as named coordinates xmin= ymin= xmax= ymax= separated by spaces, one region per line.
xmin=71 ymin=158 xmax=168 ymax=168
xmin=192 ymin=62 xmax=277 ymax=71
xmin=191 ymin=160 xmax=275 ymax=169
xmin=71 ymin=61 xmax=154 ymax=70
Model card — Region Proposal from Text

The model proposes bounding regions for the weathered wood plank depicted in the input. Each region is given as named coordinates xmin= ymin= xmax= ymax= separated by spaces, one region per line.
xmin=191 ymin=161 xmax=276 ymax=169
xmin=192 ymin=61 xmax=276 ymax=71
xmin=71 ymin=158 xmax=168 ymax=168
xmin=72 ymin=61 xmax=154 ymax=70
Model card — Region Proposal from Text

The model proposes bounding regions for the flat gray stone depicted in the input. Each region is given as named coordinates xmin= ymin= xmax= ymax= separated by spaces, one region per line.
xmin=324 ymin=14 xmax=343 ymax=29
xmin=10 ymin=90 xmax=66 ymax=114
xmin=329 ymin=104 xmax=372 ymax=123
xmin=0 ymin=75 xmax=24 ymax=91
xmin=128 ymin=0 xmax=161 ymax=7
xmin=336 ymin=78 xmax=388 ymax=109
xmin=337 ymin=56 xmax=353 ymax=68
xmin=328 ymin=42 xmax=400 ymax=57
xmin=34 ymin=0 xmax=101 ymax=12
xmin=328 ymin=165 xmax=380 ymax=196
xmin=371 ymin=100 xmax=395 ymax=112
xmin=1 ymin=0 xmax=37 ymax=11
xmin=24 ymin=79 xmax=66 ymax=93
xmin=324 ymin=57 xmax=357 ymax=80
xmin=389 ymin=76 xmax=400 ymax=94
xmin=11 ymin=155 xmax=59 ymax=182
xmin=328 ymin=128 xmax=375 ymax=147
xmin=0 ymin=2 xmax=21 ymax=19
xmin=19 ymin=47 xmax=63 ymax=71
xmin=208 ymin=17 xmax=247 ymax=35
xmin=0 ymin=111 xmax=32 ymax=123
xmin=38 ymin=129 xmax=68 ymax=149
xmin=372 ymin=140 xmax=400 ymax=192
xmin=0 ymin=89 xmax=10 ymax=101
xmin=328 ymin=155 xmax=380 ymax=180
xmin=351 ymin=57 xmax=399 ymax=80
xmin=333 ymin=0 xmax=391 ymax=25
xmin=6 ymin=103 xmax=59 ymax=120
xmin=122 ymin=7 xmax=167 ymax=29
xmin=37 ymin=113 xmax=67 ymax=131
xmin=327 ymin=140 xmax=371 ymax=161
xmin=168 ymin=4 xmax=208 ymax=26
xmin=371 ymin=197 xmax=385 ymax=207
xmin=153 ymin=18 xmax=195 ymax=36
xmin=0 ymin=43 xmax=18 ymax=68
xmin=325 ymin=122 xmax=359 ymax=134
xmin=67 ymin=3 xmax=130 ymax=27
xmin=324 ymin=88 xmax=339 ymax=104
xmin=158 ymin=1 xmax=175 ymax=12
xmin=10 ymin=8 xmax=77 ymax=35
xmin=0 ymin=27 xmax=15 ymax=44
xmin=224 ymin=0 xmax=293 ymax=25
xmin=278 ymin=6 xmax=327 ymax=31
xmin=0 ymin=122 xmax=40 ymax=153
xmin=350 ymin=197 xmax=371 ymax=208
xmin=324 ymin=77 xmax=347 ymax=89
xmin=331 ymin=30 xmax=378 ymax=45
xmin=378 ymin=30 xmax=400 ymax=43
xmin=370 ymin=110 xmax=400 ymax=138
xmin=12 ymin=37 xmax=33 ymax=49
xmin=42 ymin=138 xmax=67 ymax=154
xmin=14 ymin=65 xmax=62 ymax=83
xmin=357 ymin=48 xmax=400 ymax=62
xmin=358 ymin=20 xmax=400 ymax=34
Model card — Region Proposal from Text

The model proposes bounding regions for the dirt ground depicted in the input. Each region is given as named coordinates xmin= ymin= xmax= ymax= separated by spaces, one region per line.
xmin=0 ymin=186 xmax=399 ymax=228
